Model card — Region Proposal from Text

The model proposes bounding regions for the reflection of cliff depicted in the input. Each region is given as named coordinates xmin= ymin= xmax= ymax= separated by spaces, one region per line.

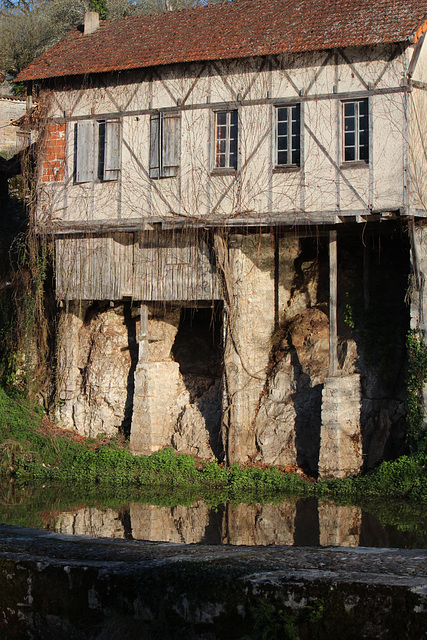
xmin=130 ymin=501 xmax=211 ymax=544
xmin=53 ymin=500 xmax=362 ymax=547
xmin=55 ymin=507 xmax=126 ymax=539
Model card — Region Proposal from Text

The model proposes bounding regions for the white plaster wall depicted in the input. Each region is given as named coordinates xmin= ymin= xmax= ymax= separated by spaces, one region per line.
xmin=408 ymin=36 xmax=427 ymax=213
xmin=39 ymin=43 xmax=411 ymax=227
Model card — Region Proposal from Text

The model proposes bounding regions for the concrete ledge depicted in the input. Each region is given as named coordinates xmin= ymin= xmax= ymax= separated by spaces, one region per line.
xmin=0 ymin=525 xmax=426 ymax=639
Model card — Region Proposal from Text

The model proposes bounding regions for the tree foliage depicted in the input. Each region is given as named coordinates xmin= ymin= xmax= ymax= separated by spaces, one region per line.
xmin=0 ymin=0 xmax=211 ymax=75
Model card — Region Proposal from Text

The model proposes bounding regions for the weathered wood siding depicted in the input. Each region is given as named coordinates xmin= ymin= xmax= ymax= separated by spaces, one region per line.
xmin=56 ymin=232 xmax=221 ymax=301
xmin=133 ymin=231 xmax=221 ymax=301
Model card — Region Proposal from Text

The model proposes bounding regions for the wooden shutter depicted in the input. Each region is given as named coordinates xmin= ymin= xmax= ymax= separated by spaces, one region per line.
xmin=162 ymin=112 xmax=180 ymax=177
xmin=149 ymin=112 xmax=160 ymax=179
xmin=75 ymin=120 xmax=94 ymax=183
xmin=103 ymin=120 xmax=120 ymax=181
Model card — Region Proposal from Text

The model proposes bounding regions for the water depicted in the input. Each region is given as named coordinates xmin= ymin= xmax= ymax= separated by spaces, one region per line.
xmin=0 ymin=483 xmax=425 ymax=548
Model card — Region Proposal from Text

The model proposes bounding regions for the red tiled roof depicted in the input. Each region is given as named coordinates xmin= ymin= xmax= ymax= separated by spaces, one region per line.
xmin=17 ymin=0 xmax=427 ymax=81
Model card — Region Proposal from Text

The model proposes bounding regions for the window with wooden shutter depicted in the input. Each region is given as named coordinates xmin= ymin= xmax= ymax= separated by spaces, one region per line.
xmin=75 ymin=119 xmax=121 ymax=183
xmin=103 ymin=120 xmax=120 ymax=181
xmin=149 ymin=113 xmax=160 ymax=179
xmin=75 ymin=120 xmax=95 ymax=183
xmin=150 ymin=111 xmax=180 ymax=179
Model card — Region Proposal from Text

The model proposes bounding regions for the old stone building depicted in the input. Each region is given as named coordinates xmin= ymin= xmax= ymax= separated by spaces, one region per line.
xmin=17 ymin=0 xmax=427 ymax=477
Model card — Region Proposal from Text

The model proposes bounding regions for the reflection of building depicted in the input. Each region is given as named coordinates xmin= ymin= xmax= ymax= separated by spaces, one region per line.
xmin=17 ymin=0 xmax=427 ymax=477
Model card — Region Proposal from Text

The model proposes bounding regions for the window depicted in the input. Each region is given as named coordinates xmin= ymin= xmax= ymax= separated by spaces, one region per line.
xmin=214 ymin=110 xmax=238 ymax=170
xmin=276 ymin=104 xmax=301 ymax=167
xmin=74 ymin=120 xmax=120 ymax=183
xmin=149 ymin=111 xmax=181 ymax=178
xmin=342 ymin=99 xmax=369 ymax=163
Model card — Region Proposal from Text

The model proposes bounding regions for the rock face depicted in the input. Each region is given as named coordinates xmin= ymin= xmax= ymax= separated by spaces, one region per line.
xmin=56 ymin=228 xmax=410 ymax=475
xmin=129 ymin=305 xmax=223 ymax=459
xmin=253 ymin=306 xmax=332 ymax=470
xmin=56 ymin=303 xmax=135 ymax=438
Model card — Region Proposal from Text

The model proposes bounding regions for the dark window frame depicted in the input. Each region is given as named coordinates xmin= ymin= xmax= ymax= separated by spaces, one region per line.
xmin=275 ymin=103 xmax=301 ymax=168
xmin=342 ymin=98 xmax=369 ymax=164
xmin=213 ymin=109 xmax=238 ymax=171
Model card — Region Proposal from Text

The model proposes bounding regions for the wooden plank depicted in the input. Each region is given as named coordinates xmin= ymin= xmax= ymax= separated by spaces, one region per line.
xmin=363 ymin=242 xmax=370 ymax=311
xmin=162 ymin=112 xmax=180 ymax=177
xmin=149 ymin=112 xmax=160 ymax=179
xmin=104 ymin=120 xmax=120 ymax=181
xmin=138 ymin=304 xmax=148 ymax=363
xmin=75 ymin=121 xmax=94 ymax=183
xmin=329 ymin=230 xmax=338 ymax=377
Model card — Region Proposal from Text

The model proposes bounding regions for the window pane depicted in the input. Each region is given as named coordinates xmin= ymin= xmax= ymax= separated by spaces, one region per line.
xmin=278 ymin=150 xmax=288 ymax=165
xmin=216 ymin=139 xmax=226 ymax=154
xmin=345 ymin=116 xmax=355 ymax=132
xmin=359 ymin=99 xmax=368 ymax=116
xmin=359 ymin=114 xmax=368 ymax=134
xmin=345 ymin=132 xmax=355 ymax=147
xmin=291 ymin=104 xmax=300 ymax=134
xmin=292 ymin=149 xmax=300 ymax=165
xmin=359 ymin=130 xmax=368 ymax=147
xmin=97 ymin=121 xmax=105 ymax=181
xmin=345 ymin=146 xmax=355 ymax=162
xmin=344 ymin=102 xmax=355 ymax=117
xmin=277 ymin=137 xmax=287 ymax=151
xmin=216 ymin=153 xmax=225 ymax=167
xmin=216 ymin=112 xmax=227 ymax=126
xmin=278 ymin=121 xmax=288 ymax=136
xmin=359 ymin=144 xmax=369 ymax=161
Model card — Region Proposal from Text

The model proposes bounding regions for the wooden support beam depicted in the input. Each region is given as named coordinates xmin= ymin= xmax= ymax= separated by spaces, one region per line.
xmin=138 ymin=304 xmax=149 ymax=363
xmin=363 ymin=243 xmax=370 ymax=311
xmin=329 ymin=230 xmax=338 ymax=377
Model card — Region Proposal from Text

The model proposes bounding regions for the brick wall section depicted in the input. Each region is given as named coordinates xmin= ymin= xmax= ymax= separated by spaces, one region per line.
xmin=42 ymin=123 xmax=65 ymax=182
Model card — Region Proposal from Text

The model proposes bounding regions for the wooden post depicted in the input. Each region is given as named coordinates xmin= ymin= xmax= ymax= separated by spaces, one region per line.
xmin=363 ymin=243 xmax=370 ymax=311
xmin=139 ymin=304 xmax=148 ymax=363
xmin=274 ymin=230 xmax=279 ymax=330
xmin=329 ymin=230 xmax=338 ymax=377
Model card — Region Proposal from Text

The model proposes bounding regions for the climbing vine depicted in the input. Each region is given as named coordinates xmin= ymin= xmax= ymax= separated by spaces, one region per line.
xmin=406 ymin=329 xmax=427 ymax=451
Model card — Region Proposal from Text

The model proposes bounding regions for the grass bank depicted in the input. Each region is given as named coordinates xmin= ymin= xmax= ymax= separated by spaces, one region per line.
xmin=1 ymin=387 xmax=427 ymax=502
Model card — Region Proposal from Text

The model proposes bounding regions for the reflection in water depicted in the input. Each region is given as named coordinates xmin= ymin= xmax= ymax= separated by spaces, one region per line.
xmin=53 ymin=499 xmax=367 ymax=547
xmin=55 ymin=508 xmax=126 ymax=540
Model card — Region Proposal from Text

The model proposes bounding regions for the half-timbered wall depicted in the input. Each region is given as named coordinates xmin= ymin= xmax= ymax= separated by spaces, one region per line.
xmin=37 ymin=41 xmax=426 ymax=238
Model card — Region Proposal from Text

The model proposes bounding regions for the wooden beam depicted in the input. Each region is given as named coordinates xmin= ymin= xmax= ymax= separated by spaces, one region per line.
xmin=329 ymin=230 xmax=338 ymax=377
xmin=138 ymin=304 xmax=149 ymax=363
xmin=50 ymin=85 xmax=409 ymax=125
xmin=363 ymin=243 xmax=370 ymax=311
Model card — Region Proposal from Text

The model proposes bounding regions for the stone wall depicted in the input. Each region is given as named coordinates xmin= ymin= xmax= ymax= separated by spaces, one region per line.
xmin=1 ymin=526 xmax=425 ymax=640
